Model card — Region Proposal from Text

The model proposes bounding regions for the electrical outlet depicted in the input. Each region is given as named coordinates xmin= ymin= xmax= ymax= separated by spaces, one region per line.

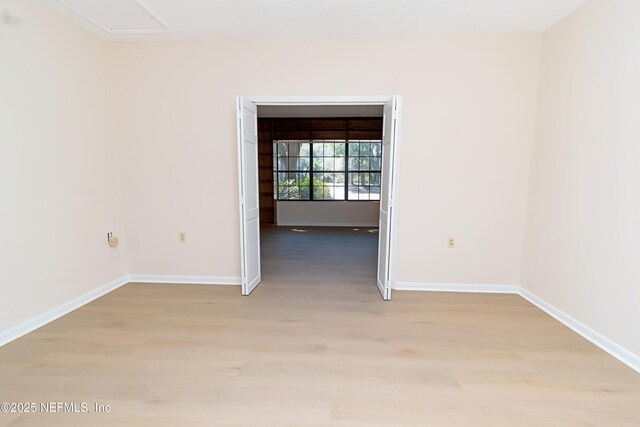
xmin=179 ymin=232 xmax=186 ymax=243
xmin=107 ymin=232 xmax=118 ymax=247
xmin=448 ymin=237 xmax=455 ymax=249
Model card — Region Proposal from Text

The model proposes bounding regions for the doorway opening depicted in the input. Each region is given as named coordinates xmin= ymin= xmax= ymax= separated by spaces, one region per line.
xmin=237 ymin=96 xmax=402 ymax=300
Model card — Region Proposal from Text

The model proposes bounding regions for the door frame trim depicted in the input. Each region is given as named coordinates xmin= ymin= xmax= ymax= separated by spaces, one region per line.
xmin=236 ymin=95 xmax=402 ymax=299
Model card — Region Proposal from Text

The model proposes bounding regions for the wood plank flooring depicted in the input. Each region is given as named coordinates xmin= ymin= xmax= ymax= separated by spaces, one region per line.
xmin=1 ymin=226 xmax=639 ymax=426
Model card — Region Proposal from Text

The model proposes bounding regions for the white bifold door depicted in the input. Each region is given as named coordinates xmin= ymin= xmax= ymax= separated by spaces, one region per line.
xmin=237 ymin=96 xmax=401 ymax=299
xmin=376 ymin=96 xmax=401 ymax=300
xmin=237 ymin=97 xmax=261 ymax=295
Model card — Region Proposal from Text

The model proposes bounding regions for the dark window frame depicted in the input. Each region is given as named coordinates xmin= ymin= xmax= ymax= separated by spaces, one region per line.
xmin=275 ymin=140 xmax=382 ymax=202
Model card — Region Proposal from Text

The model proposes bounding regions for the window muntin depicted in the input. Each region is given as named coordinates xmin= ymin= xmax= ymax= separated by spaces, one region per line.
xmin=276 ymin=140 xmax=382 ymax=201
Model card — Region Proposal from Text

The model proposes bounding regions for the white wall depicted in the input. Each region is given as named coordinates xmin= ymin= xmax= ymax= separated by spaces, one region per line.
xmin=522 ymin=0 xmax=640 ymax=357
xmin=111 ymin=35 xmax=542 ymax=284
xmin=0 ymin=0 xmax=126 ymax=333
xmin=277 ymin=202 xmax=380 ymax=227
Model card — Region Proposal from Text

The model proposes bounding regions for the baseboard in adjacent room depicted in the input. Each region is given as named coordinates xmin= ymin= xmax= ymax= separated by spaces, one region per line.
xmin=0 ymin=275 xmax=129 ymax=347
xmin=276 ymin=222 xmax=379 ymax=228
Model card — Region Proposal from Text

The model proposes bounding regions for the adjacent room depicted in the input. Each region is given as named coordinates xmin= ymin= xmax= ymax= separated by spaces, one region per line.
xmin=256 ymin=105 xmax=385 ymax=293
xmin=1 ymin=0 xmax=639 ymax=425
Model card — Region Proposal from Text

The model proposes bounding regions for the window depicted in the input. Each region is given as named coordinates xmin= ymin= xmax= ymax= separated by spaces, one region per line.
xmin=347 ymin=141 xmax=382 ymax=200
xmin=276 ymin=140 xmax=382 ymax=201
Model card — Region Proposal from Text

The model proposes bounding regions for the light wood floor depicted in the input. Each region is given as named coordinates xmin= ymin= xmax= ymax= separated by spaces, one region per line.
xmin=1 ymin=227 xmax=639 ymax=426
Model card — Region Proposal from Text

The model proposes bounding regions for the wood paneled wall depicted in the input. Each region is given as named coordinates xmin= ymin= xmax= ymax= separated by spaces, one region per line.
xmin=257 ymin=117 xmax=383 ymax=225
xmin=257 ymin=119 xmax=276 ymax=225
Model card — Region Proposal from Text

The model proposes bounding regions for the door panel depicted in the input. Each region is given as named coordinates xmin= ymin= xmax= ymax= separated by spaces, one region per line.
xmin=377 ymin=97 xmax=400 ymax=300
xmin=237 ymin=97 xmax=262 ymax=295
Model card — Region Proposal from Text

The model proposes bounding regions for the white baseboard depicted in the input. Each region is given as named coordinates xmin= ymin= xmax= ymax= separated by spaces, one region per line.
xmin=127 ymin=275 xmax=242 ymax=285
xmin=519 ymin=287 xmax=640 ymax=374
xmin=394 ymin=282 xmax=519 ymax=294
xmin=0 ymin=274 xmax=241 ymax=348
xmin=0 ymin=275 xmax=129 ymax=347
xmin=277 ymin=222 xmax=379 ymax=228
xmin=3 ymin=275 xmax=638 ymax=374
xmin=393 ymin=282 xmax=640 ymax=373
